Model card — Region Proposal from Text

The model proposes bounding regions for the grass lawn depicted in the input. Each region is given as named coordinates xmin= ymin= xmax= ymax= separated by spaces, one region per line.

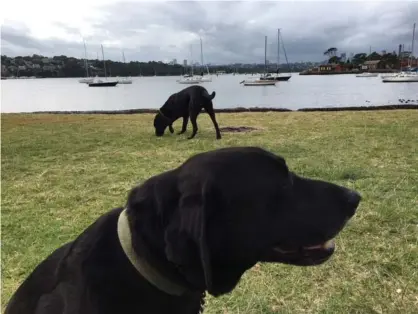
xmin=1 ymin=110 xmax=418 ymax=313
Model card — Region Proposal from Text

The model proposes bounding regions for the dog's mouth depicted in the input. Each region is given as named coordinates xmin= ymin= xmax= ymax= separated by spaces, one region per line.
xmin=261 ymin=239 xmax=336 ymax=266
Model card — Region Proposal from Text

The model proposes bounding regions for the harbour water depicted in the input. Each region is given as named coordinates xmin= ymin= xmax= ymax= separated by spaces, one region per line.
xmin=1 ymin=74 xmax=417 ymax=113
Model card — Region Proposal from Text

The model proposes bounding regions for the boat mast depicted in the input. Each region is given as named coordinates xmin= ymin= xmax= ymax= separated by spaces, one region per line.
xmin=277 ymin=28 xmax=280 ymax=73
xmin=200 ymin=37 xmax=204 ymax=72
xmin=190 ymin=45 xmax=194 ymax=76
xmin=280 ymin=30 xmax=292 ymax=75
xmin=411 ymin=22 xmax=416 ymax=68
xmin=264 ymin=35 xmax=267 ymax=76
xmin=122 ymin=50 xmax=126 ymax=78
xmin=83 ymin=39 xmax=89 ymax=77
xmin=101 ymin=44 xmax=107 ymax=78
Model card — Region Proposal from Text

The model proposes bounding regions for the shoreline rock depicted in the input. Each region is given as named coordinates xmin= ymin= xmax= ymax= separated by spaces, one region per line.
xmin=3 ymin=104 xmax=418 ymax=115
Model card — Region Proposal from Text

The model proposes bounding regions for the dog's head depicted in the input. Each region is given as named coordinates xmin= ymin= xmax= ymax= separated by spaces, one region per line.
xmin=154 ymin=96 xmax=175 ymax=137
xmin=128 ymin=147 xmax=361 ymax=297
xmin=153 ymin=112 xmax=172 ymax=137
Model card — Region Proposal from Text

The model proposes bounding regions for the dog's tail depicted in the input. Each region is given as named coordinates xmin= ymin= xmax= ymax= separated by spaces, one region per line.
xmin=203 ymin=90 xmax=216 ymax=100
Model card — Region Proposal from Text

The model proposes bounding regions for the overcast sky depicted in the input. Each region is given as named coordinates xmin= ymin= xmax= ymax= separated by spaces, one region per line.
xmin=1 ymin=0 xmax=417 ymax=64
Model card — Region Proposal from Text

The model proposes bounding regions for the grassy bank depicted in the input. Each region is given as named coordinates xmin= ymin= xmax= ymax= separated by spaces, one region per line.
xmin=2 ymin=111 xmax=418 ymax=313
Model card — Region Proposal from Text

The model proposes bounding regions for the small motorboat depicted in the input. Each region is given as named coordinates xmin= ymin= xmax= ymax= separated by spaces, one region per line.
xmin=380 ymin=73 xmax=400 ymax=79
xmin=177 ymin=76 xmax=202 ymax=84
xmin=356 ymin=72 xmax=379 ymax=77
xmin=79 ymin=77 xmax=94 ymax=83
xmin=117 ymin=77 xmax=133 ymax=84
xmin=240 ymin=80 xmax=276 ymax=86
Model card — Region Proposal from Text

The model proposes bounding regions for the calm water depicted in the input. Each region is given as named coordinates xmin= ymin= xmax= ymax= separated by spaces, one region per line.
xmin=1 ymin=74 xmax=417 ymax=113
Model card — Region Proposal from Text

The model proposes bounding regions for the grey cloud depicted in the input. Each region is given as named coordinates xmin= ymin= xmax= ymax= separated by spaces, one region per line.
xmin=53 ymin=22 xmax=82 ymax=36
xmin=2 ymin=1 xmax=418 ymax=64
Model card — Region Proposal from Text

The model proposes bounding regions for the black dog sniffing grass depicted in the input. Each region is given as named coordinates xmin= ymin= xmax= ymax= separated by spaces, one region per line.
xmin=5 ymin=147 xmax=360 ymax=314
xmin=153 ymin=85 xmax=222 ymax=140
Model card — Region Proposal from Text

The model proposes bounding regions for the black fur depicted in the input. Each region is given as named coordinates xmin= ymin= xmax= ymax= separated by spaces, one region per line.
xmin=5 ymin=147 xmax=361 ymax=314
xmin=153 ymin=85 xmax=222 ymax=139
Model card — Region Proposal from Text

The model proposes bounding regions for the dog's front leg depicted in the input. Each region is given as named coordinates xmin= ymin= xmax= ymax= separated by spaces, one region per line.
xmin=206 ymin=109 xmax=222 ymax=140
xmin=187 ymin=113 xmax=198 ymax=139
xmin=178 ymin=116 xmax=189 ymax=135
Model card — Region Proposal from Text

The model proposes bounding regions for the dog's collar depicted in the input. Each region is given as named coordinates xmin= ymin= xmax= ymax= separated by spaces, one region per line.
xmin=117 ymin=208 xmax=188 ymax=296
xmin=158 ymin=109 xmax=171 ymax=122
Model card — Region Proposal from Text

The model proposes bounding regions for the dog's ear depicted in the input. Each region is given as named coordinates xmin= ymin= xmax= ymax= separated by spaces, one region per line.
xmin=164 ymin=180 xmax=215 ymax=292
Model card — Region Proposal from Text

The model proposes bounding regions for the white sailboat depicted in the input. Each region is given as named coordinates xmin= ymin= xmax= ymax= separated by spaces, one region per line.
xmin=383 ymin=22 xmax=418 ymax=83
xmin=241 ymin=36 xmax=276 ymax=86
xmin=117 ymin=51 xmax=133 ymax=84
xmin=78 ymin=39 xmax=94 ymax=83
xmin=177 ymin=45 xmax=202 ymax=84
xmin=197 ymin=37 xmax=212 ymax=82
xmin=382 ymin=72 xmax=418 ymax=82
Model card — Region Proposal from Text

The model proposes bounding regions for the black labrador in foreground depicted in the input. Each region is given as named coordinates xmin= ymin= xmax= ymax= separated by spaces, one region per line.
xmin=5 ymin=147 xmax=361 ymax=314
xmin=153 ymin=85 xmax=222 ymax=139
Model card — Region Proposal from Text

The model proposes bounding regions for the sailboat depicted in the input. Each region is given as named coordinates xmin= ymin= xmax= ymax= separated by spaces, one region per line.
xmin=117 ymin=51 xmax=133 ymax=84
xmin=177 ymin=45 xmax=202 ymax=84
xmin=240 ymin=36 xmax=276 ymax=86
xmin=197 ymin=37 xmax=212 ymax=82
xmin=260 ymin=29 xmax=291 ymax=81
xmin=78 ymin=39 xmax=94 ymax=83
xmin=382 ymin=22 xmax=418 ymax=83
xmin=88 ymin=45 xmax=119 ymax=87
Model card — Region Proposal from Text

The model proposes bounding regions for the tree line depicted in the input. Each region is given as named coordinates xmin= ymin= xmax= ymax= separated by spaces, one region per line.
xmin=1 ymin=54 xmax=317 ymax=78
xmin=323 ymin=47 xmax=411 ymax=69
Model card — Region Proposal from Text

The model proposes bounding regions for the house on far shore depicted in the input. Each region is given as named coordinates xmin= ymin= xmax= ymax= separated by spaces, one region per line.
xmin=361 ymin=60 xmax=382 ymax=71
xmin=318 ymin=63 xmax=342 ymax=72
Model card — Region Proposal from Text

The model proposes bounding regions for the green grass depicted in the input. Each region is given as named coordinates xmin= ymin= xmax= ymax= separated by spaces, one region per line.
xmin=2 ymin=111 xmax=418 ymax=313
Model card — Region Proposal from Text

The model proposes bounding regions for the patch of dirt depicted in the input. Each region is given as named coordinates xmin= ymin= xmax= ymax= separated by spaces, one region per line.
xmin=220 ymin=126 xmax=258 ymax=133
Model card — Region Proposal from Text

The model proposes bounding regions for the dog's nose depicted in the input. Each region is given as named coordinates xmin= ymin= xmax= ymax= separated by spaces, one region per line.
xmin=345 ymin=190 xmax=361 ymax=217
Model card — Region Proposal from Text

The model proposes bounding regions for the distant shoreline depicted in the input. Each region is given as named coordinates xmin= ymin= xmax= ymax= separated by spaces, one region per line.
xmin=3 ymin=104 xmax=417 ymax=115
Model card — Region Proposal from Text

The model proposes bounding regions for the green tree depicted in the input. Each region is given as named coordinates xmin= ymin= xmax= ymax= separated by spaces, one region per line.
xmin=328 ymin=56 xmax=341 ymax=64
xmin=352 ymin=53 xmax=367 ymax=65
xmin=366 ymin=52 xmax=381 ymax=61
xmin=380 ymin=53 xmax=399 ymax=69
xmin=324 ymin=47 xmax=338 ymax=58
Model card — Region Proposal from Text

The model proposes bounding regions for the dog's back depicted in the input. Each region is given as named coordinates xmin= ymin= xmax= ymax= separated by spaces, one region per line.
xmin=5 ymin=207 xmax=203 ymax=314
xmin=5 ymin=242 xmax=74 ymax=313
xmin=4 ymin=209 xmax=121 ymax=314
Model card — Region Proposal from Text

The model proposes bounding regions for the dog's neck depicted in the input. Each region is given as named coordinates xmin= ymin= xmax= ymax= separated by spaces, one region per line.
xmin=158 ymin=108 xmax=173 ymax=121
xmin=117 ymin=208 xmax=188 ymax=296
